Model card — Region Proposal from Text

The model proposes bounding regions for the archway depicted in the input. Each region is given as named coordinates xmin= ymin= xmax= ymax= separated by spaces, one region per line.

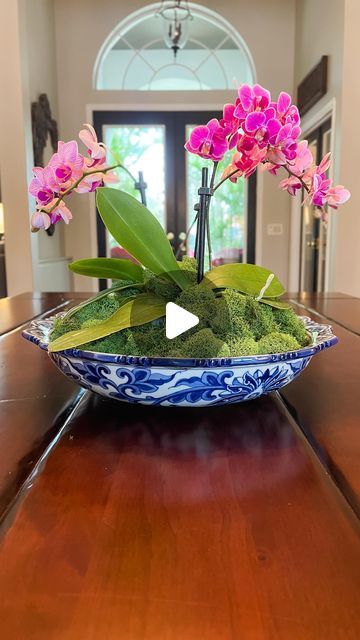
xmin=94 ymin=3 xmax=256 ymax=91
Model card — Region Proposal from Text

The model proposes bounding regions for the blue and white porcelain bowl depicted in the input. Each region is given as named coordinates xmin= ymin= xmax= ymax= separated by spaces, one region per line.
xmin=23 ymin=315 xmax=337 ymax=407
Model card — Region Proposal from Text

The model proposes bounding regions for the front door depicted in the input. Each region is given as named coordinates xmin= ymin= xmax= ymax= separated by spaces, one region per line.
xmin=93 ymin=111 xmax=256 ymax=281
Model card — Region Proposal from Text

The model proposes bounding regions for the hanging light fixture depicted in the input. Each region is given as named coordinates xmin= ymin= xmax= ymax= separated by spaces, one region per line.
xmin=156 ymin=1 xmax=193 ymax=60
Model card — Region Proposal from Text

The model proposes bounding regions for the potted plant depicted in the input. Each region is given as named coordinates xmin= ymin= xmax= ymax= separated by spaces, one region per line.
xmin=23 ymin=85 xmax=349 ymax=406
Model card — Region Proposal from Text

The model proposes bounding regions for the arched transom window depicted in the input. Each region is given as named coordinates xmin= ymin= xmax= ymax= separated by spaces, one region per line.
xmin=95 ymin=3 xmax=255 ymax=91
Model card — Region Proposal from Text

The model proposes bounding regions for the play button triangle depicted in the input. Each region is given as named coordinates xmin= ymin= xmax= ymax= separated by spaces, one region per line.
xmin=165 ymin=302 xmax=199 ymax=340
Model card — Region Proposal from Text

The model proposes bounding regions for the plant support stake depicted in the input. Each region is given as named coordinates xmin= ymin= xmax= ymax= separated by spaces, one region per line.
xmin=196 ymin=167 xmax=212 ymax=283
xmin=135 ymin=171 xmax=148 ymax=207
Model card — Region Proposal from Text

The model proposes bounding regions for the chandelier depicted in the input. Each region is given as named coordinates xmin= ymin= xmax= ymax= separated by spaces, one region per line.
xmin=156 ymin=1 xmax=193 ymax=60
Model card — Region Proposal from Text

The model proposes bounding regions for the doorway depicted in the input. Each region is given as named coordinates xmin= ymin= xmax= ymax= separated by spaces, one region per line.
xmin=299 ymin=118 xmax=331 ymax=292
xmin=93 ymin=111 xmax=256 ymax=276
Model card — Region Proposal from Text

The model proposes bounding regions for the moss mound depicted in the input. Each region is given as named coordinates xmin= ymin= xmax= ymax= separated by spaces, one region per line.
xmin=51 ymin=268 xmax=311 ymax=358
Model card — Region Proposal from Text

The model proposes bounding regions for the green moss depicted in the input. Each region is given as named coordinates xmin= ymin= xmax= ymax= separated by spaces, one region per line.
xmin=51 ymin=270 xmax=311 ymax=359
xmin=181 ymin=328 xmax=227 ymax=358
xmin=228 ymin=337 xmax=259 ymax=356
xmin=257 ymin=332 xmax=300 ymax=354
xmin=243 ymin=297 xmax=278 ymax=340
xmin=273 ymin=307 xmax=310 ymax=346
xmin=80 ymin=329 xmax=130 ymax=354
xmin=127 ymin=323 xmax=169 ymax=357
xmin=178 ymin=256 xmax=197 ymax=283
xmin=175 ymin=285 xmax=216 ymax=325
xmin=210 ymin=290 xmax=252 ymax=340
xmin=50 ymin=286 xmax=138 ymax=341
xmin=143 ymin=270 xmax=180 ymax=300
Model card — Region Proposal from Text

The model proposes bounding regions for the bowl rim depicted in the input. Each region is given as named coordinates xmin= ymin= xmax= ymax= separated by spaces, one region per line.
xmin=22 ymin=314 xmax=338 ymax=369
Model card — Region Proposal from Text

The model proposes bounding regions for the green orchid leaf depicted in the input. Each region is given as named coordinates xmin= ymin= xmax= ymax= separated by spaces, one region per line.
xmin=201 ymin=264 xmax=286 ymax=298
xmin=258 ymin=298 xmax=291 ymax=310
xmin=69 ymin=258 xmax=144 ymax=282
xmin=65 ymin=282 xmax=144 ymax=320
xmin=96 ymin=188 xmax=190 ymax=290
xmin=49 ymin=294 xmax=166 ymax=352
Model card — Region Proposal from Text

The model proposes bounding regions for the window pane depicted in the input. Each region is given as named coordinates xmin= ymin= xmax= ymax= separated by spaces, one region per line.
xmin=186 ymin=125 xmax=246 ymax=266
xmin=103 ymin=125 xmax=166 ymax=257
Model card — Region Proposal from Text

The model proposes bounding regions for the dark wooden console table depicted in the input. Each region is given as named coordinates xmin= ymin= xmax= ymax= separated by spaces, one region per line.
xmin=0 ymin=292 xmax=359 ymax=639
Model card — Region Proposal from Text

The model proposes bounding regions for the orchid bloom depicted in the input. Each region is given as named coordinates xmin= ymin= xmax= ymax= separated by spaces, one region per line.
xmin=30 ymin=210 xmax=51 ymax=230
xmin=327 ymin=185 xmax=351 ymax=209
xmin=220 ymin=104 xmax=240 ymax=148
xmin=29 ymin=83 xmax=350 ymax=234
xmin=289 ymin=140 xmax=313 ymax=176
xmin=185 ymin=119 xmax=229 ymax=161
xmin=79 ymin=123 xmax=106 ymax=166
xmin=49 ymin=141 xmax=84 ymax=187
xmin=31 ymin=200 xmax=73 ymax=230
xmin=234 ymin=83 xmax=271 ymax=122
xmin=272 ymin=91 xmax=301 ymax=127
xmin=29 ymin=166 xmax=56 ymax=206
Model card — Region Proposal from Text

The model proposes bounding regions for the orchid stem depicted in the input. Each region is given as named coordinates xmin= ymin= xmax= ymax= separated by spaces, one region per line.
xmin=213 ymin=168 xmax=239 ymax=192
xmin=38 ymin=164 xmax=122 ymax=217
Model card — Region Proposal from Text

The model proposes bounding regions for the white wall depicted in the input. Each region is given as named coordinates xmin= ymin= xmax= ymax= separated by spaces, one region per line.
xmin=53 ymin=0 xmax=296 ymax=291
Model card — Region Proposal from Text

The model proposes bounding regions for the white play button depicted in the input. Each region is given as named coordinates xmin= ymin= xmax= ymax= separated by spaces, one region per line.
xmin=165 ymin=302 xmax=199 ymax=340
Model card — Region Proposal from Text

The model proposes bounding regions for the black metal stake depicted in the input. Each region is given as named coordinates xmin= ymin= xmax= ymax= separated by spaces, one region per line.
xmin=135 ymin=171 xmax=148 ymax=207
xmin=196 ymin=167 xmax=211 ymax=283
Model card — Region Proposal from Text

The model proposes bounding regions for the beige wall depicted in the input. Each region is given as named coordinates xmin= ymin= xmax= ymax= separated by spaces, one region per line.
xmin=334 ymin=0 xmax=360 ymax=296
xmin=0 ymin=0 xmax=71 ymax=295
xmin=53 ymin=0 xmax=296 ymax=291
xmin=292 ymin=0 xmax=345 ymax=291
xmin=25 ymin=0 xmax=66 ymax=266
xmin=0 ymin=0 xmax=34 ymax=295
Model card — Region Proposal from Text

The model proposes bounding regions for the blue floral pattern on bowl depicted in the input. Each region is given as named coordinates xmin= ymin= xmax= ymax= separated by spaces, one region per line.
xmin=22 ymin=316 xmax=337 ymax=407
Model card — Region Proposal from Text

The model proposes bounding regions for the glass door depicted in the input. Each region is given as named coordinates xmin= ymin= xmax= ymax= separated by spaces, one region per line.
xmin=103 ymin=124 xmax=166 ymax=260
xmin=93 ymin=111 xmax=256 ymax=287
xmin=299 ymin=119 xmax=331 ymax=292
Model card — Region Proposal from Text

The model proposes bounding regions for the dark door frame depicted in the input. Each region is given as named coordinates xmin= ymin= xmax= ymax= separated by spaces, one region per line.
xmin=299 ymin=117 xmax=331 ymax=292
xmin=93 ymin=110 xmax=257 ymax=274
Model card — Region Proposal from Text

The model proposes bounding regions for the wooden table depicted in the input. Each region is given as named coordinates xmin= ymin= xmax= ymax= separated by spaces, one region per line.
xmin=0 ymin=292 xmax=359 ymax=640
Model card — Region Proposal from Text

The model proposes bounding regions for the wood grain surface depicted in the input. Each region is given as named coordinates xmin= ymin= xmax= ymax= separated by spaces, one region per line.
xmin=281 ymin=301 xmax=360 ymax=515
xmin=290 ymin=297 xmax=360 ymax=335
xmin=0 ymin=293 xmax=359 ymax=639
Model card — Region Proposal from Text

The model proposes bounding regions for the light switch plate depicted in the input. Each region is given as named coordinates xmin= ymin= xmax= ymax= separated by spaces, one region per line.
xmin=267 ymin=223 xmax=283 ymax=236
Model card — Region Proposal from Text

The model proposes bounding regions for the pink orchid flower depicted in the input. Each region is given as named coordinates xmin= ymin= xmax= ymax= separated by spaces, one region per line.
xmin=288 ymin=140 xmax=313 ymax=175
xmin=279 ymin=176 xmax=302 ymax=196
xmin=272 ymin=92 xmax=301 ymax=127
xmin=40 ymin=199 xmax=73 ymax=226
xmin=30 ymin=210 xmax=51 ymax=230
xmin=79 ymin=123 xmax=106 ymax=166
xmin=49 ymin=141 xmax=84 ymax=187
xmin=228 ymin=147 xmax=265 ymax=181
xmin=29 ymin=166 xmax=56 ymax=206
xmin=310 ymin=173 xmax=332 ymax=207
xmin=234 ymin=84 xmax=271 ymax=121
xmin=76 ymin=171 xmax=118 ymax=194
xmin=327 ymin=185 xmax=351 ymax=209
xmin=242 ymin=107 xmax=282 ymax=148
xmin=185 ymin=119 xmax=229 ymax=161
xmin=220 ymin=104 xmax=240 ymax=148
